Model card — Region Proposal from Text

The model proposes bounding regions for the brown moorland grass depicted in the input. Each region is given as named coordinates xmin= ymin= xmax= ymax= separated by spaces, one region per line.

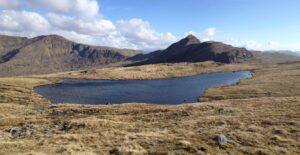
xmin=0 ymin=61 xmax=299 ymax=155
xmin=200 ymin=61 xmax=300 ymax=101
xmin=32 ymin=61 xmax=257 ymax=80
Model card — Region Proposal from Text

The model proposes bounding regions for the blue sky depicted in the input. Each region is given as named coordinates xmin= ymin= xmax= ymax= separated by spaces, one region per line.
xmin=0 ymin=0 xmax=299 ymax=51
xmin=100 ymin=0 xmax=300 ymax=50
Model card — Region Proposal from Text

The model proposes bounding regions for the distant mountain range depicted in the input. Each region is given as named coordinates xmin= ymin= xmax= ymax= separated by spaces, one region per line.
xmin=0 ymin=34 xmax=299 ymax=76
xmin=264 ymin=50 xmax=300 ymax=57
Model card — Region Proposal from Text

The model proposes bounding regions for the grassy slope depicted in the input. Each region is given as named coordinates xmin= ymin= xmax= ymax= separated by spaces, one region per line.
xmin=32 ymin=61 xmax=256 ymax=80
xmin=0 ymin=62 xmax=299 ymax=155
xmin=201 ymin=61 xmax=300 ymax=101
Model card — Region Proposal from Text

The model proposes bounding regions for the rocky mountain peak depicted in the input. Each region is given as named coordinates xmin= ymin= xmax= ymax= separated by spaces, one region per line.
xmin=181 ymin=34 xmax=201 ymax=46
xmin=165 ymin=34 xmax=200 ymax=52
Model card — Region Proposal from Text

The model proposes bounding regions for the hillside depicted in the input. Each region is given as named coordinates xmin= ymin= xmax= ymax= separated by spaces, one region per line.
xmin=0 ymin=35 xmax=28 ymax=58
xmin=264 ymin=50 xmax=300 ymax=57
xmin=129 ymin=35 xmax=254 ymax=66
xmin=0 ymin=35 xmax=138 ymax=76
xmin=129 ymin=35 xmax=300 ymax=66
xmin=252 ymin=51 xmax=300 ymax=63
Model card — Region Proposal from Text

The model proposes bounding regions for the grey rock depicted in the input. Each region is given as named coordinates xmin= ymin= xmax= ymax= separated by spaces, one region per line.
xmin=7 ymin=124 xmax=33 ymax=138
xmin=59 ymin=121 xmax=86 ymax=131
xmin=215 ymin=134 xmax=239 ymax=147
xmin=216 ymin=134 xmax=227 ymax=146
xmin=10 ymin=127 xmax=22 ymax=138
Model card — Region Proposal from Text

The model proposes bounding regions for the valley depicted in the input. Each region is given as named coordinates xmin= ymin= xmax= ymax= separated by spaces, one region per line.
xmin=0 ymin=61 xmax=299 ymax=154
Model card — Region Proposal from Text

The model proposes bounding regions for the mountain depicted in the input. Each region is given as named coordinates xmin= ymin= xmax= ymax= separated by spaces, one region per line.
xmin=0 ymin=35 xmax=28 ymax=58
xmin=264 ymin=50 xmax=300 ymax=57
xmin=251 ymin=51 xmax=300 ymax=63
xmin=1 ymin=34 xmax=299 ymax=76
xmin=0 ymin=35 xmax=138 ymax=76
xmin=129 ymin=35 xmax=254 ymax=66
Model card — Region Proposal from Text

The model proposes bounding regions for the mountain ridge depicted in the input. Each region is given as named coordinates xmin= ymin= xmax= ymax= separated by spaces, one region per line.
xmin=129 ymin=35 xmax=254 ymax=66
xmin=0 ymin=34 xmax=299 ymax=76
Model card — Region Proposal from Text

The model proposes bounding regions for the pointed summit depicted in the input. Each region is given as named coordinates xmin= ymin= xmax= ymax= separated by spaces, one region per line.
xmin=182 ymin=34 xmax=201 ymax=45
xmin=165 ymin=34 xmax=200 ymax=52
xmin=186 ymin=34 xmax=198 ymax=39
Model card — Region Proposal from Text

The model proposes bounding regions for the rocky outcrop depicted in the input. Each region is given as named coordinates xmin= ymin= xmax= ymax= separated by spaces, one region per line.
xmin=4 ymin=122 xmax=86 ymax=139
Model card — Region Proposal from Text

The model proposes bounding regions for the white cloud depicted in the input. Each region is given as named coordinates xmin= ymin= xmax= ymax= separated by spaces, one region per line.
xmin=186 ymin=27 xmax=217 ymax=42
xmin=0 ymin=0 xmax=177 ymax=50
xmin=228 ymin=38 xmax=263 ymax=49
xmin=28 ymin=0 xmax=100 ymax=17
xmin=0 ymin=8 xmax=176 ymax=50
xmin=116 ymin=18 xmax=177 ymax=50
xmin=45 ymin=15 xmax=175 ymax=50
xmin=242 ymin=40 xmax=263 ymax=50
xmin=0 ymin=0 xmax=156 ymax=50
xmin=267 ymin=41 xmax=279 ymax=49
xmin=46 ymin=13 xmax=116 ymax=36
xmin=0 ymin=10 xmax=50 ymax=37
xmin=0 ymin=0 xmax=20 ymax=9
xmin=221 ymin=37 xmax=281 ymax=51
xmin=203 ymin=27 xmax=217 ymax=37
xmin=185 ymin=28 xmax=287 ymax=51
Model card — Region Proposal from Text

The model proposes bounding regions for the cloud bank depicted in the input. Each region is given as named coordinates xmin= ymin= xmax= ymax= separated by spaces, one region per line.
xmin=28 ymin=0 xmax=100 ymax=18
xmin=0 ymin=0 xmax=176 ymax=50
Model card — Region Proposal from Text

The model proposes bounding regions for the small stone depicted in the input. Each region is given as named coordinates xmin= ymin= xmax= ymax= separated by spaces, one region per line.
xmin=218 ymin=108 xmax=225 ymax=113
xmin=109 ymin=148 xmax=122 ymax=155
xmin=10 ymin=127 xmax=22 ymax=138
xmin=177 ymin=140 xmax=191 ymax=147
xmin=158 ymin=139 xmax=166 ymax=144
xmin=59 ymin=121 xmax=85 ymax=131
xmin=216 ymin=134 xmax=228 ymax=146
xmin=215 ymin=134 xmax=239 ymax=147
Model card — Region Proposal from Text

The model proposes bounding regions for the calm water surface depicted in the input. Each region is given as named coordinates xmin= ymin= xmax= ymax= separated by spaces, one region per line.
xmin=35 ymin=71 xmax=251 ymax=105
